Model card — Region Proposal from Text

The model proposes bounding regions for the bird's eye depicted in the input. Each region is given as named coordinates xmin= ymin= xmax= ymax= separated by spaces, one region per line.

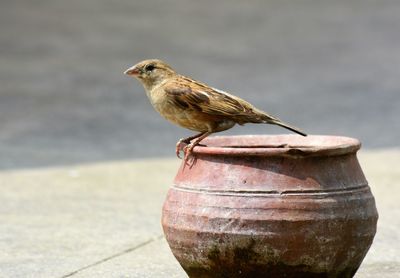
xmin=145 ymin=64 xmax=155 ymax=72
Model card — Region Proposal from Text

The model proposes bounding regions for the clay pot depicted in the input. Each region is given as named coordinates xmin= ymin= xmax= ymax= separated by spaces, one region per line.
xmin=162 ymin=135 xmax=378 ymax=278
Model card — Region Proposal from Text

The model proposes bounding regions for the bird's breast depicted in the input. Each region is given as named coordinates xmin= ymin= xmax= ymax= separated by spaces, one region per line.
xmin=153 ymin=102 xmax=209 ymax=131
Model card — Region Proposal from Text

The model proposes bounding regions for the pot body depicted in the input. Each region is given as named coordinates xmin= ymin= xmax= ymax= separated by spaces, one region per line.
xmin=162 ymin=135 xmax=378 ymax=278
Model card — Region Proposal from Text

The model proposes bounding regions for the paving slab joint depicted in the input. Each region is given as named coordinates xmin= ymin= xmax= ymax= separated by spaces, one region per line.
xmin=61 ymin=234 xmax=164 ymax=278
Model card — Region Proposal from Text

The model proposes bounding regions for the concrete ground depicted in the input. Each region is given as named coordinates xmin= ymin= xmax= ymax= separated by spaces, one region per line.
xmin=1 ymin=0 xmax=399 ymax=277
xmin=0 ymin=150 xmax=399 ymax=277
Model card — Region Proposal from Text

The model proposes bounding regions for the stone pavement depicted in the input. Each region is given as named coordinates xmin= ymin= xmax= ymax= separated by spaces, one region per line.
xmin=0 ymin=149 xmax=399 ymax=278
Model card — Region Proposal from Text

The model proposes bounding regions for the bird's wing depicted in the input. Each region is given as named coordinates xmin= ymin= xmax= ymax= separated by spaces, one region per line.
xmin=164 ymin=78 xmax=254 ymax=117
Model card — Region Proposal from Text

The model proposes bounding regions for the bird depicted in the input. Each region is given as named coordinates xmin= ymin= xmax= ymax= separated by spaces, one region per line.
xmin=124 ymin=59 xmax=307 ymax=160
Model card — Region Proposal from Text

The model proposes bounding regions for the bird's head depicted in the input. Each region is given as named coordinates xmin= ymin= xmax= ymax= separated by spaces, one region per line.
xmin=124 ymin=59 xmax=175 ymax=89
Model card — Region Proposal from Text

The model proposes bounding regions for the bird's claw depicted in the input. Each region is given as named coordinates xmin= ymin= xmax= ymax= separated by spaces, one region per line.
xmin=183 ymin=144 xmax=193 ymax=162
xmin=176 ymin=139 xmax=189 ymax=159
xmin=182 ymin=143 xmax=198 ymax=164
xmin=176 ymin=140 xmax=195 ymax=162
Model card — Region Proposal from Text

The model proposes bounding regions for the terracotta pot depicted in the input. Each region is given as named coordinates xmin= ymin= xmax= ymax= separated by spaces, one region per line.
xmin=162 ymin=135 xmax=378 ymax=278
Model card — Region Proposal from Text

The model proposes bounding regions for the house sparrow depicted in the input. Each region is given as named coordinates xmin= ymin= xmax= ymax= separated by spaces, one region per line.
xmin=125 ymin=59 xmax=307 ymax=160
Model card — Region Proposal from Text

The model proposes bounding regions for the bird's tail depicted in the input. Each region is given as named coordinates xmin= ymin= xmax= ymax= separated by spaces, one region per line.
xmin=271 ymin=120 xmax=307 ymax=136
xmin=257 ymin=112 xmax=307 ymax=136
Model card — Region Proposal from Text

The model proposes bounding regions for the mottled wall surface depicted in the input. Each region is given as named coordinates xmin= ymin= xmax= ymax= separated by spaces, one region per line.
xmin=0 ymin=0 xmax=399 ymax=168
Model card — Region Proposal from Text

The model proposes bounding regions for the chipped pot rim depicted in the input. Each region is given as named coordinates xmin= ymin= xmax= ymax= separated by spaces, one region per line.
xmin=192 ymin=135 xmax=361 ymax=157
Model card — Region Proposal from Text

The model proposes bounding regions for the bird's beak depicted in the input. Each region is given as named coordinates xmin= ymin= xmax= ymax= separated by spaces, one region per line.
xmin=124 ymin=66 xmax=140 ymax=76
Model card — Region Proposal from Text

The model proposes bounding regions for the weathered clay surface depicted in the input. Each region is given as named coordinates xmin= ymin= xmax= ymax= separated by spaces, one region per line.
xmin=162 ymin=135 xmax=378 ymax=278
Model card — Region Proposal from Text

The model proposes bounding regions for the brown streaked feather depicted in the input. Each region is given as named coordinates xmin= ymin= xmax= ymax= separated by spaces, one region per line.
xmin=164 ymin=76 xmax=259 ymax=119
xmin=164 ymin=83 xmax=205 ymax=111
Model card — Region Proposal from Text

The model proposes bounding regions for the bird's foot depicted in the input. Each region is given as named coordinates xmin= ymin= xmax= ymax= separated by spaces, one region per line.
xmin=176 ymin=139 xmax=190 ymax=159
xmin=183 ymin=143 xmax=196 ymax=163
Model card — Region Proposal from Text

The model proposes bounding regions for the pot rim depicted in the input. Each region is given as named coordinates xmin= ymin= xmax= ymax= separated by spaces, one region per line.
xmin=193 ymin=134 xmax=361 ymax=157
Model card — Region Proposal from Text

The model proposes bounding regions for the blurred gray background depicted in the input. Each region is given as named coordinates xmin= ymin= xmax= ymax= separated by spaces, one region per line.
xmin=1 ymin=0 xmax=399 ymax=169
